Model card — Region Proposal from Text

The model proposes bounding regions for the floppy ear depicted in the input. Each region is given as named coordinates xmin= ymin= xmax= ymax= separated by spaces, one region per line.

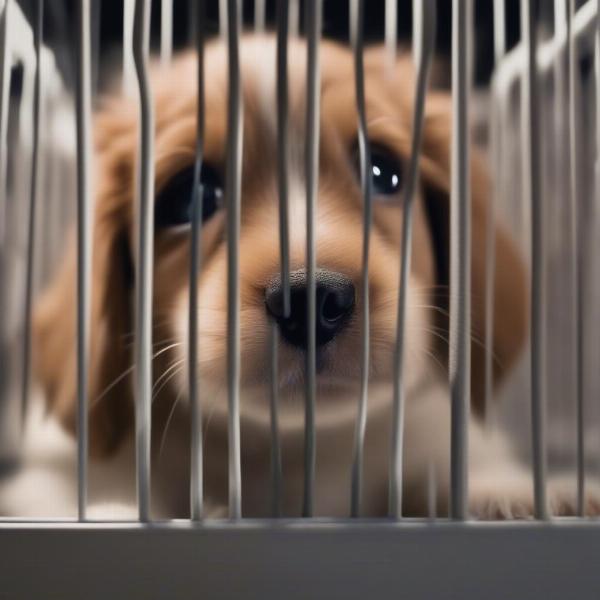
xmin=419 ymin=93 xmax=528 ymax=415
xmin=34 ymin=101 xmax=136 ymax=456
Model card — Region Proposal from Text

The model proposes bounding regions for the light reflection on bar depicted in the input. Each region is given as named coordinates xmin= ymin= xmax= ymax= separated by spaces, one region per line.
xmin=189 ymin=0 xmax=206 ymax=522
xmin=349 ymin=0 xmax=372 ymax=518
xmin=21 ymin=0 xmax=42 ymax=439
xmin=225 ymin=0 xmax=243 ymax=520
xmin=449 ymin=0 xmax=472 ymax=520
xmin=161 ymin=0 xmax=173 ymax=68
xmin=75 ymin=0 xmax=93 ymax=522
xmin=567 ymin=0 xmax=585 ymax=518
xmin=132 ymin=0 xmax=154 ymax=522
xmin=389 ymin=0 xmax=436 ymax=519
xmin=523 ymin=0 xmax=548 ymax=520
xmin=303 ymin=0 xmax=321 ymax=518
xmin=0 ymin=0 xmax=10 ymax=245
xmin=269 ymin=0 xmax=291 ymax=517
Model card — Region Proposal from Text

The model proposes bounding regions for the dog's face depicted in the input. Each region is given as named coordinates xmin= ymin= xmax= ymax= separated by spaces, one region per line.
xmin=34 ymin=36 xmax=527 ymax=456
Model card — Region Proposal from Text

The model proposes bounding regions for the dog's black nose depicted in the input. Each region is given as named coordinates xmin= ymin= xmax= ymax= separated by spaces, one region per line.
xmin=265 ymin=269 xmax=355 ymax=349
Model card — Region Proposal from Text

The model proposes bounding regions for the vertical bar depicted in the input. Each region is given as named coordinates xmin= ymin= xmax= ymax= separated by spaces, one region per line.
xmin=225 ymin=0 xmax=243 ymax=520
xmin=268 ymin=0 xmax=291 ymax=517
xmin=220 ymin=0 xmax=228 ymax=39
xmin=189 ymin=0 xmax=205 ymax=522
xmin=554 ymin=0 xmax=567 ymax=170
xmin=161 ymin=0 xmax=173 ymax=68
xmin=552 ymin=0 xmax=568 ymax=466
xmin=523 ymin=0 xmax=548 ymax=520
xmin=0 ymin=0 xmax=10 ymax=454
xmin=132 ymin=0 xmax=154 ymax=522
xmin=449 ymin=0 xmax=472 ymax=520
xmin=385 ymin=0 xmax=397 ymax=76
xmin=350 ymin=0 xmax=372 ymax=518
xmin=21 ymin=0 xmax=43 ymax=429
xmin=0 ymin=0 xmax=9 ymax=404
xmin=594 ymin=0 xmax=600 ymax=494
xmin=493 ymin=0 xmax=506 ymax=63
xmin=75 ymin=0 xmax=93 ymax=522
xmin=303 ymin=0 xmax=321 ymax=518
xmin=123 ymin=0 xmax=135 ymax=94
xmin=554 ymin=0 xmax=567 ymax=38
xmin=567 ymin=0 xmax=584 ymax=517
xmin=255 ymin=0 xmax=266 ymax=33
xmin=289 ymin=0 xmax=300 ymax=37
xmin=388 ymin=0 xmax=436 ymax=519
xmin=412 ymin=0 xmax=422 ymax=68
xmin=0 ymin=0 xmax=10 ymax=245
xmin=485 ymin=0 xmax=506 ymax=425
xmin=596 ymin=0 xmax=600 ymax=199
xmin=269 ymin=322 xmax=283 ymax=516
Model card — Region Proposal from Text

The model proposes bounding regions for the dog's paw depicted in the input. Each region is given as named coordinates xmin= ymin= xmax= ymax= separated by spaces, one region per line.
xmin=545 ymin=476 xmax=600 ymax=517
xmin=468 ymin=471 xmax=535 ymax=520
xmin=468 ymin=472 xmax=600 ymax=520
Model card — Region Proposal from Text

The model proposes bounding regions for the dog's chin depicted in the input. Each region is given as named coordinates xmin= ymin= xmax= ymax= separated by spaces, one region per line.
xmin=175 ymin=324 xmax=432 ymax=406
xmin=175 ymin=341 xmax=432 ymax=418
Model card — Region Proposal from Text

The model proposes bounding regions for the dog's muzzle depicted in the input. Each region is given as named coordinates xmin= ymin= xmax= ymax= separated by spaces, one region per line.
xmin=265 ymin=269 xmax=355 ymax=349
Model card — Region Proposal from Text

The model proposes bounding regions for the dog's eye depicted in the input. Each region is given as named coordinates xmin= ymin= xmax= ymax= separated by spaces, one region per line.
xmin=370 ymin=147 xmax=403 ymax=197
xmin=155 ymin=164 xmax=223 ymax=229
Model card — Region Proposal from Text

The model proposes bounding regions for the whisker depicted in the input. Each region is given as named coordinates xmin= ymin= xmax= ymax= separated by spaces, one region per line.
xmin=417 ymin=347 xmax=447 ymax=373
xmin=157 ymin=389 xmax=184 ymax=462
xmin=152 ymin=361 xmax=184 ymax=404
xmin=90 ymin=342 xmax=181 ymax=409
xmin=412 ymin=304 xmax=451 ymax=318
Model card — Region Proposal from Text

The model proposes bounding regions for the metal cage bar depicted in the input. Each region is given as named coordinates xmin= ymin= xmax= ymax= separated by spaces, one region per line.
xmin=596 ymin=0 xmax=600 ymax=302
xmin=220 ymin=0 xmax=228 ymax=39
xmin=255 ymin=0 xmax=266 ymax=34
xmin=21 ymin=0 xmax=42 ymax=430
xmin=349 ymin=0 xmax=372 ymax=518
xmin=160 ymin=0 xmax=173 ymax=68
xmin=269 ymin=0 xmax=291 ymax=517
xmin=385 ymin=0 xmax=397 ymax=76
xmin=289 ymin=0 xmax=300 ymax=38
xmin=225 ymin=0 xmax=243 ymax=520
xmin=303 ymin=0 xmax=322 ymax=519
xmin=0 ymin=0 xmax=9 ymax=245
xmin=123 ymin=0 xmax=135 ymax=93
xmin=485 ymin=0 xmax=505 ymax=424
xmin=597 ymin=0 xmax=600 ymax=189
xmin=494 ymin=0 xmax=506 ymax=62
xmin=132 ymin=0 xmax=154 ymax=522
xmin=567 ymin=0 xmax=585 ymax=518
xmin=74 ymin=0 xmax=93 ymax=521
xmin=449 ymin=0 xmax=472 ymax=520
xmin=189 ymin=0 xmax=206 ymax=522
xmin=523 ymin=0 xmax=548 ymax=520
xmin=389 ymin=0 xmax=436 ymax=519
xmin=554 ymin=0 xmax=567 ymax=269
xmin=0 ymin=0 xmax=10 ymax=383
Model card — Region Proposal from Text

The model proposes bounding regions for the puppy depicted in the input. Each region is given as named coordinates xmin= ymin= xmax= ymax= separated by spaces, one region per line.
xmin=5 ymin=35 xmax=598 ymax=519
